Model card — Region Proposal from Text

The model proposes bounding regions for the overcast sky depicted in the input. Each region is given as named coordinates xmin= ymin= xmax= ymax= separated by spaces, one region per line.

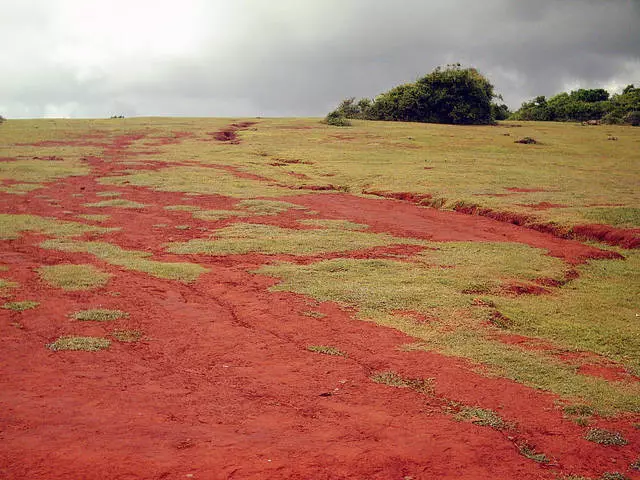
xmin=2 ymin=0 xmax=639 ymax=118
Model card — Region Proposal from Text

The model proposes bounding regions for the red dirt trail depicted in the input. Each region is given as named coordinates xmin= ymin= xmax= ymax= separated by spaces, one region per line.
xmin=1 ymin=128 xmax=639 ymax=479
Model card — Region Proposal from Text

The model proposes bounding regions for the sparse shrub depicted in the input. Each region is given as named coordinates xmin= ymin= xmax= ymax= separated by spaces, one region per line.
xmin=515 ymin=136 xmax=538 ymax=144
xmin=112 ymin=329 xmax=142 ymax=342
xmin=517 ymin=443 xmax=549 ymax=463
xmin=584 ymin=428 xmax=627 ymax=446
xmin=601 ymin=473 xmax=630 ymax=480
xmin=324 ymin=111 xmax=351 ymax=127
xmin=2 ymin=301 xmax=39 ymax=311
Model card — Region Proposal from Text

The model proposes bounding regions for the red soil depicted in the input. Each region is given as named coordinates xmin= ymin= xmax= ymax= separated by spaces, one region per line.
xmin=208 ymin=122 xmax=257 ymax=144
xmin=578 ymin=364 xmax=639 ymax=383
xmin=1 ymin=131 xmax=639 ymax=479
xmin=572 ymin=224 xmax=640 ymax=249
xmin=291 ymin=194 xmax=621 ymax=265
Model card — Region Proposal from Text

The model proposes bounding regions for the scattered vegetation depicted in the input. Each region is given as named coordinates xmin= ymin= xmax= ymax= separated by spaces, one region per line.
xmin=112 ymin=330 xmax=143 ymax=342
xmin=517 ymin=443 xmax=549 ymax=464
xmin=167 ymin=222 xmax=421 ymax=256
xmin=38 ymin=264 xmax=112 ymax=290
xmin=84 ymin=199 xmax=146 ymax=209
xmin=451 ymin=405 xmax=511 ymax=430
xmin=40 ymin=239 xmax=208 ymax=282
xmin=584 ymin=428 xmax=628 ymax=446
xmin=48 ymin=336 xmax=111 ymax=352
xmin=0 ymin=159 xmax=89 ymax=183
xmin=307 ymin=345 xmax=345 ymax=356
xmin=2 ymin=301 xmax=39 ymax=311
xmin=370 ymin=371 xmax=434 ymax=395
xmin=71 ymin=309 xmax=128 ymax=322
xmin=0 ymin=213 xmax=113 ymax=240
xmin=76 ymin=214 xmax=111 ymax=222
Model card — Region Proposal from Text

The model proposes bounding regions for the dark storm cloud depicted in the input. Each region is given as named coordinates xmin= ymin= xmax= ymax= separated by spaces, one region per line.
xmin=1 ymin=0 xmax=639 ymax=117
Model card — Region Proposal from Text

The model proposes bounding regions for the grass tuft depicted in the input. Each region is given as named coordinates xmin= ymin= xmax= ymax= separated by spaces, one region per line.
xmin=307 ymin=345 xmax=345 ymax=356
xmin=48 ymin=336 xmax=111 ymax=352
xmin=517 ymin=443 xmax=549 ymax=463
xmin=2 ymin=301 xmax=39 ymax=311
xmin=370 ymin=371 xmax=434 ymax=395
xmin=84 ymin=199 xmax=146 ymax=209
xmin=38 ymin=264 xmax=111 ymax=290
xmin=452 ymin=405 xmax=511 ymax=430
xmin=71 ymin=309 xmax=128 ymax=321
xmin=40 ymin=239 xmax=208 ymax=283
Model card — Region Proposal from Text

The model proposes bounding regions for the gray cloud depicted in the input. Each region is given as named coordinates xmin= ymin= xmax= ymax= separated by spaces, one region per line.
xmin=1 ymin=0 xmax=639 ymax=118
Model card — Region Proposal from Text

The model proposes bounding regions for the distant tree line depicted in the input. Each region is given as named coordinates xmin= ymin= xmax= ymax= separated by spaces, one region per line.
xmin=325 ymin=64 xmax=510 ymax=126
xmin=510 ymin=85 xmax=640 ymax=125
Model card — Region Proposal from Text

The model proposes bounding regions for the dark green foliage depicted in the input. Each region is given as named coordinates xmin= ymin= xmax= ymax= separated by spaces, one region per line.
xmin=327 ymin=64 xmax=500 ymax=125
xmin=512 ymin=85 xmax=640 ymax=123
xmin=323 ymin=111 xmax=351 ymax=127
xmin=623 ymin=111 xmax=640 ymax=126
xmin=0 ymin=115 xmax=5 ymax=124
xmin=491 ymin=103 xmax=511 ymax=120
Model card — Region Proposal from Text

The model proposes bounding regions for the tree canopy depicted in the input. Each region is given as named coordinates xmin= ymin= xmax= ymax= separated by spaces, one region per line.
xmin=511 ymin=86 xmax=640 ymax=124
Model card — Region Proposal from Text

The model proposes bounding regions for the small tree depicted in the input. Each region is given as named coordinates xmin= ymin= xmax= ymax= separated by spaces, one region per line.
xmin=624 ymin=111 xmax=640 ymax=126
xmin=0 ymin=115 xmax=5 ymax=124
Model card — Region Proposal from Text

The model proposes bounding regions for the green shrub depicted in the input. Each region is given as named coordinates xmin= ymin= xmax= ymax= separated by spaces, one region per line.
xmin=324 ymin=111 xmax=351 ymax=127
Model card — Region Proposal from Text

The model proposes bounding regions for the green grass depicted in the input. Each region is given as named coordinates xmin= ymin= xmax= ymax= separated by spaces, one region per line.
xmin=256 ymin=247 xmax=640 ymax=414
xmin=71 ymin=309 xmax=128 ymax=321
xmin=298 ymin=219 xmax=369 ymax=230
xmin=99 ymin=165 xmax=302 ymax=198
xmin=95 ymin=191 xmax=122 ymax=197
xmin=2 ymin=301 xmax=39 ymax=311
xmin=84 ymin=199 xmax=146 ymax=209
xmin=236 ymin=199 xmax=308 ymax=215
xmin=40 ymin=239 xmax=208 ymax=283
xmin=0 ymin=159 xmax=89 ymax=183
xmin=38 ymin=264 xmax=112 ymax=290
xmin=48 ymin=336 xmax=111 ymax=352
xmin=307 ymin=345 xmax=345 ymax=356
xmin=0 ymin=214 xmax=114 ymax=240
xmin=167 ymin=223 xmax=422 ymax=256
xmin=76 ymin=214 xmax=111 ymax=222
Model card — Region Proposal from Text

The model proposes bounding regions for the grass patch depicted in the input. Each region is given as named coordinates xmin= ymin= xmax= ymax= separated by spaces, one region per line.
xmin=0 ymin=183 xmax=43 ymax=195
xmin=164 ymin=205 xmax=201 ymax=212
xmin=584 ymin=428 xmax=628 ymax=446
xmin=298 ymin=219 xmax=369 ymax=230
xmin=99 ymin=166 xmax=301 ymax=198
xmin=581 ymin=207 xmax=640 ymax=228
xmin=451 ymin=405 xmax=511 ymax=430
xmin=167 ymin=223 xmax=421 ymax=256
xmin=517 ymin=443 xmax=549 ymax=464
xmin=71 ymin=309 xmax=128 ymax=321
xmin=237 ymin=199 xmax=308 ymax=215
xmin=0 ymin=159 xmax=89 ymax=183
xmin=0 ymin=278 xmax=18 ymax=289
xmin=95 ymin=191 xmax=122 ymax=197
xmin=307 ymin=345 xmax=345 ymax=356
xmin=76 ymin=214 xmax=110 ymax=222
xmin=40 ymin=239 xmax=208 ymax=283
xmin=48 ymin=336 xmax=111 ymax=351
xmin=84 ymin=199 xmax=146 ymax=209
xmin=2 ymin=301 xmax=39 ymax=311
xmin=112 ymin=329 xmax=142 ymax=342
xmin=0 ymin=213 xmax=114 ymax=240
xmin=370 ymin=371 xmax=434 ymax=395
xmin=256 ymin=250 xmax=640 ymax=414
xmin=175 ymin=225 xmax=191 ymax=230
xmin=303 ymin=310 xmax=327 ymax=318
xmin=38 ymin=264 xmax=112 ymax=290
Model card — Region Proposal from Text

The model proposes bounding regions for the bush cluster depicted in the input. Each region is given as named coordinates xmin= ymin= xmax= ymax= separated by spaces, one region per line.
xmin=326 ymin=64 xmax=508 ymax=126
xmin=511 ymin=85 xmax=640 ymax=125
